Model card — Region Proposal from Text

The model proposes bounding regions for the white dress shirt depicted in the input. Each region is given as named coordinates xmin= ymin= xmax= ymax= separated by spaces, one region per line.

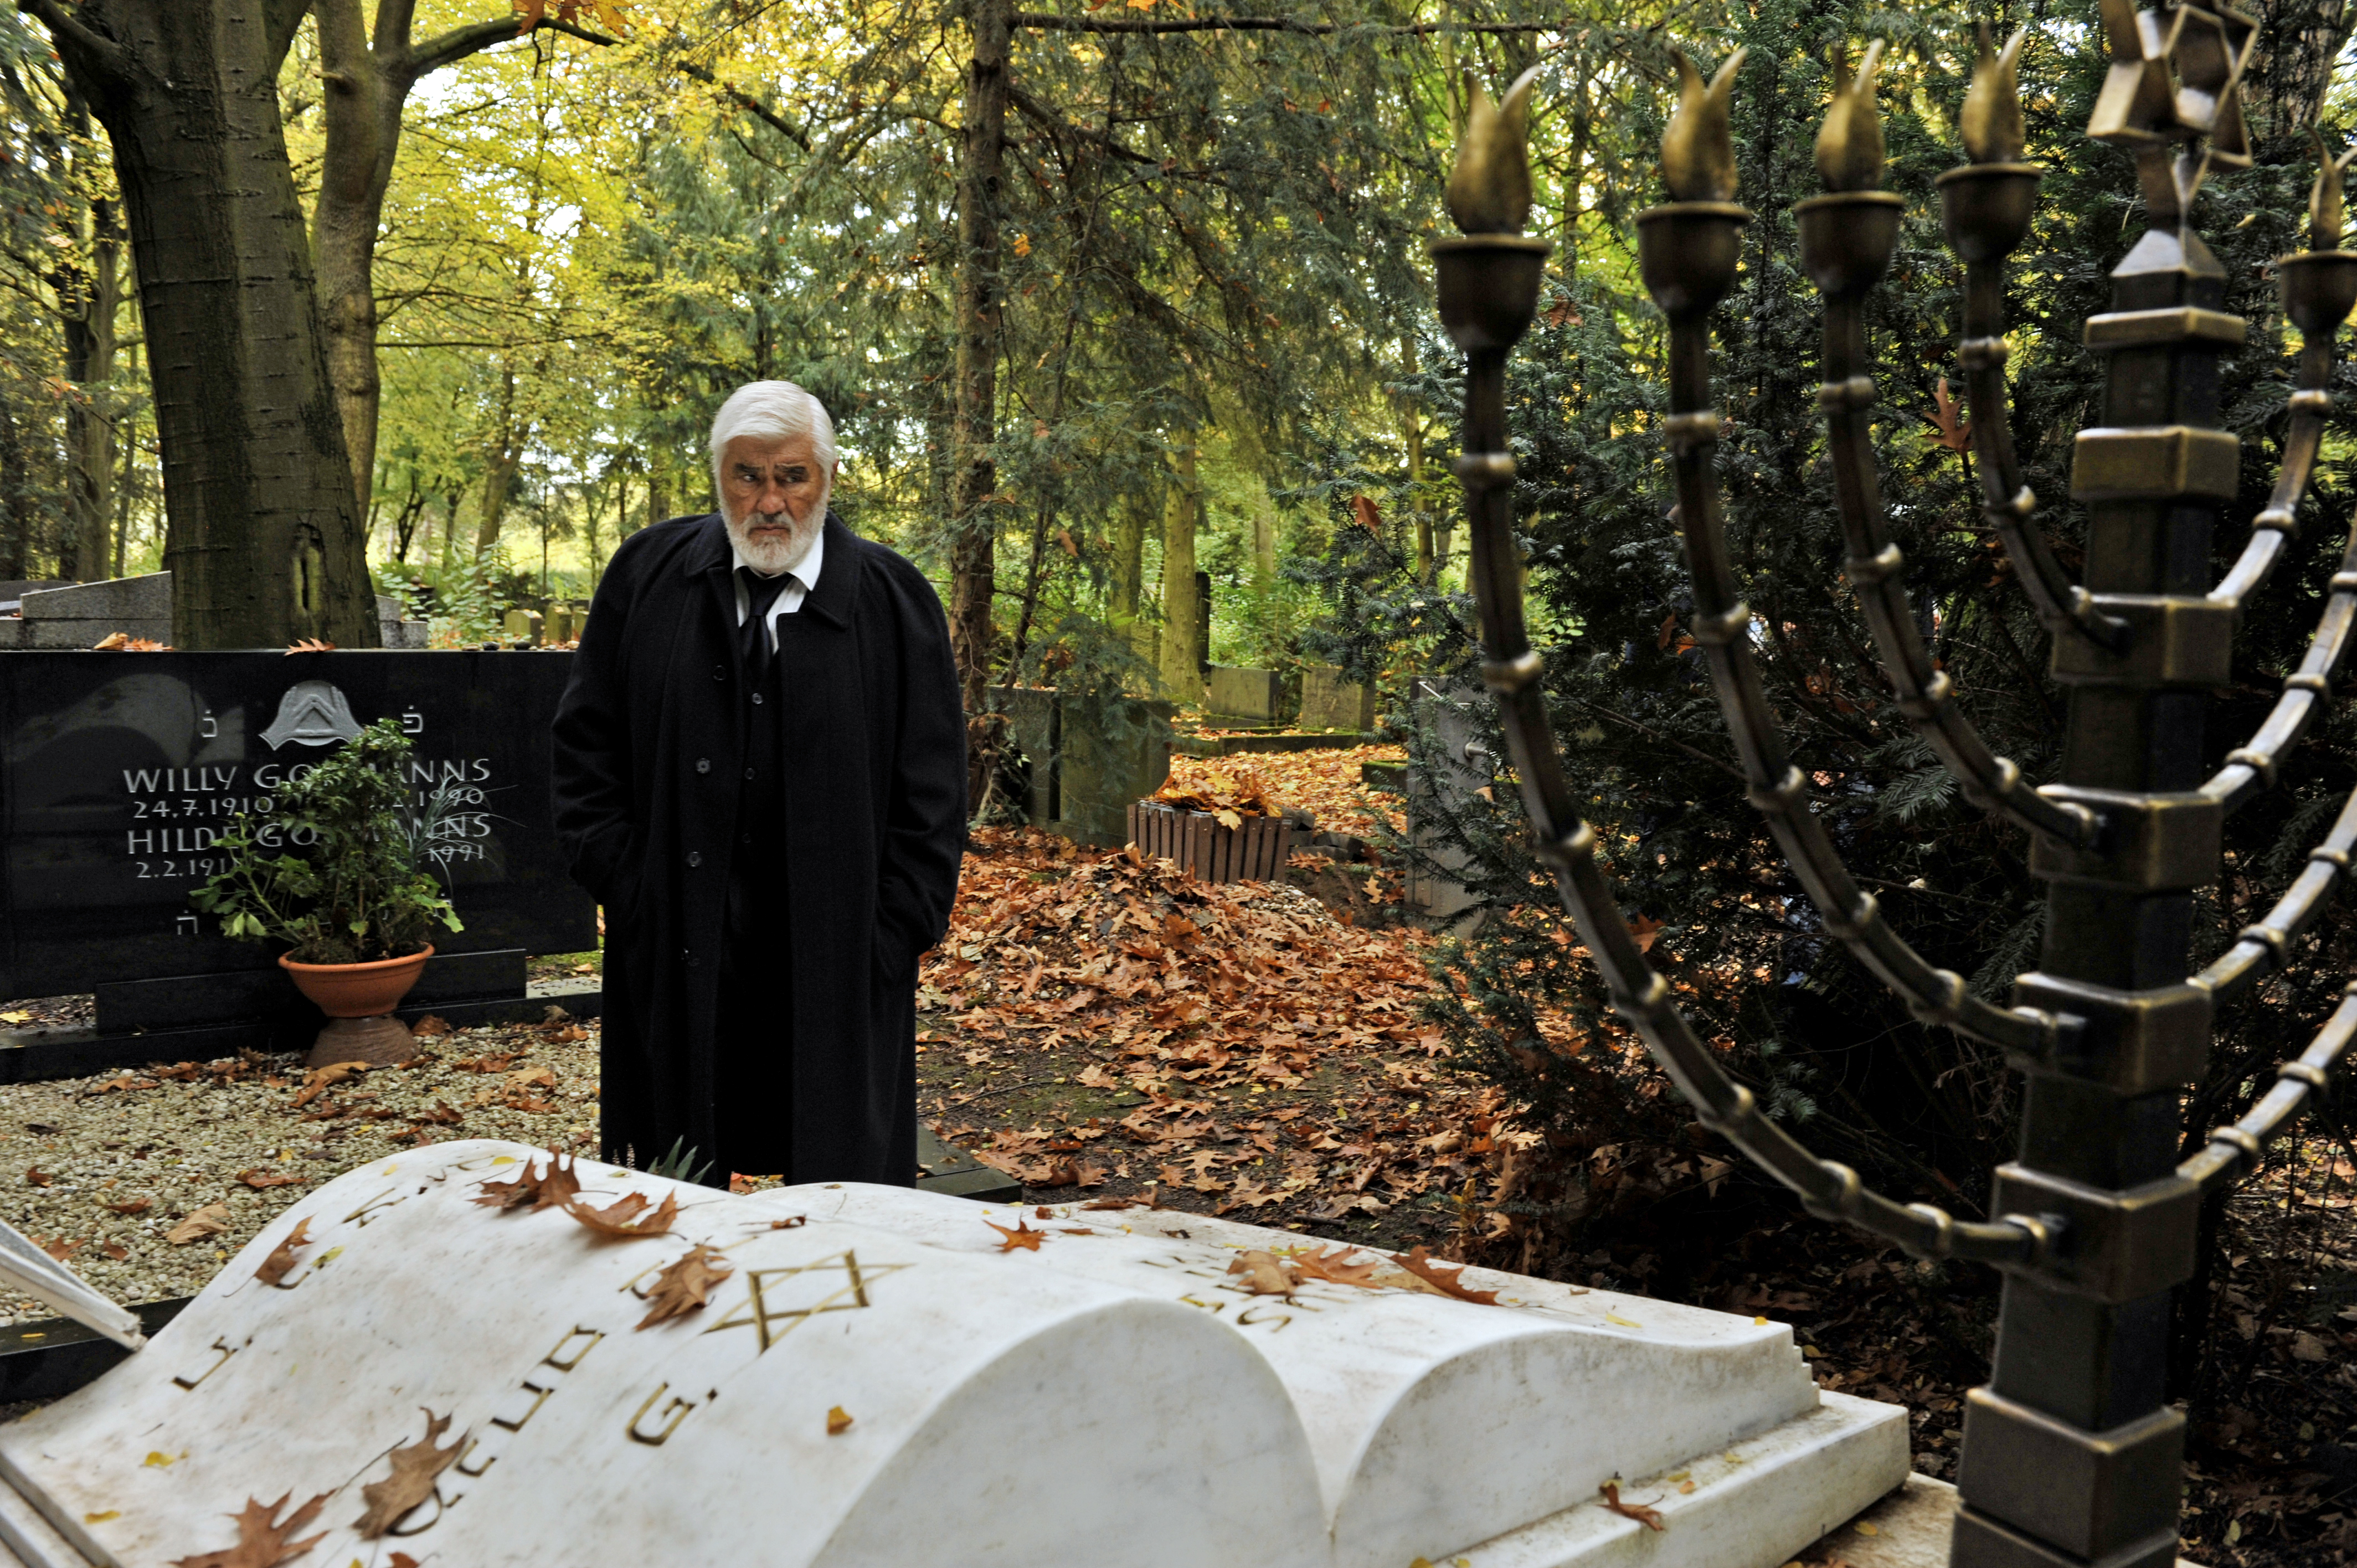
xmin=730 ymin=526 xmax=825 ymax=652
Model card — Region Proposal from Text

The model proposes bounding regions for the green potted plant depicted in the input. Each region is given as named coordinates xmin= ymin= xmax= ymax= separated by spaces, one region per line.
xmin=190 ymin=718 xmax=463 ymax=1065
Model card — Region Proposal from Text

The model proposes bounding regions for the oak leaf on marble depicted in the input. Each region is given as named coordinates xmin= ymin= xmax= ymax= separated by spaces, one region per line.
xmin=985 ymin=1219 xmax=1046 ymax=1251
xmin=255 ymin=1219 xmax=313 ymax=1287
xmin=636 ymin=1243 xmax=734 ymax=1329
xmin=1598 ymin=1482 xmax=1665 ymax=1531
xmin=1290 ymin=1245 xmax=1383 ymax=1288
xmin=355 ymin=1410 xmax=466 ymax=1538
xmin=826 ymin=1406 xmax=853 ymax=1435
xmin=1226 ymin=1250 xmax=1299 ymax=1296
xmin=563 ymin=1188 xmax=680 ymax=1239
xmin=472 ymin=1150 xmax=582 ymax=1212
xmin=1394 ymin=1246 xmax=1499 ymax=1305
xmin=165 ymin=1204 xmax=232 ymax=1246
xmin=169 ymin=1490 xmax=331 ymax=1567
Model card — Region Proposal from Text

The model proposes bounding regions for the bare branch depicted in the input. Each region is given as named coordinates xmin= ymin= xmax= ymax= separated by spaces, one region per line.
xmin=406 ymin=14 xmax=815 ymax=151
xmin=373 ymin=0 xmax=420 ymax=55
xmin=671 ymin=53 xmax=812 ymax=150
xmin=15 ymin=0 xmax=130 ymax=86
xmin=1008 ymin=83 xmax=1153 ymax=164
xmin=403 ymin=17 xmax=539 ymax=79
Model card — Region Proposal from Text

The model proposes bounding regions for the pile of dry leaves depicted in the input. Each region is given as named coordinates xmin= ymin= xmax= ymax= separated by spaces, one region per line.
xmin=1151 ymin=765 xmax=1281 ymax=824
xmin=920 ymin=828 xmax=1536 ymax=1236
xmin=1164 ymin=744 xmax=1403 ymax=840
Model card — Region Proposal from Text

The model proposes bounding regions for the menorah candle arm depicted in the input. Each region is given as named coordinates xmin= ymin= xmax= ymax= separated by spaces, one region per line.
xmin=1443 ymin=215 xmax=2054 ymax=1269
xmin=1935 ymin=162 xmax=2133 ymax=655
xmin=2180 ymin=983 xmax=2357 ymax=1192
xmin=1533 ymin=826 xmax=2045 ymax=1267
xmin=2198 ymin=560 xmax=2355 ymax=815
xmin=1632 ymin=266 xmax=2066 ymax=1059
xmin=2192 ymin=787 xmax=2357 ymax=1005
xmin=2193 ymin=254 xmax=2357 ymax=814
xmin=1810 ymin=283 xmax=2104 ymax=852
xmin=1957 ymin=262 xmax=2133 ymax=654
xmin=2211 ymin=331 xmax=2337 ymax=607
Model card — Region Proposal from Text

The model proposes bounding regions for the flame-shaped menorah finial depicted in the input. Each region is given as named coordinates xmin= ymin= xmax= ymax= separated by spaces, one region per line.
xmin=2311 ymin=126 xmax=2357 ymax=250
xmin=1446 ymin=65 xmax=1542 ymax=235
xmin=1660 ymin=48 xmax=1744 ymax=202
xmin=1815 ymin=40 xmax=1887 ymax=191
xmin=1962 ymin=22 xmax=2028 ymax=163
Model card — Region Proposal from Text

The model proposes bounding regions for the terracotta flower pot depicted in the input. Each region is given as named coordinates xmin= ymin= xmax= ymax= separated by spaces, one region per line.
xmin=280 ymin=945 xmax=434 ymax=1067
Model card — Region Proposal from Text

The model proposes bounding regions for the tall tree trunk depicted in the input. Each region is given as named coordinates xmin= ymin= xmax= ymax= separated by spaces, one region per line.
xmin=475 ymin=367 xmax=523 ymax=557
xmin=0 ymin=394 xmax=27 ymax=580
xmin=313 ymin=0 xmax=389 ymax=517
xmin=59 ymin=235 xmax=117 ymax=580
xmin=1401 ymin=333 xmax=1432 ymax=584
xmin=55 ymin=94 xmax=118 ymax=580
xmin=1248 ymin=475 xmax=1277 ymax=586
xmin=113 ymin=390 xmax=133 ymax=576
xmin=2243 ymin=0 xmax=2355 ymax=151
xmin=1159 ymin=435 xmax=1204 ymax=704
xmin=949 ymin=0 xmax=1011 ymax=780
xmin=311 ymin=3 xmax=587 ymax=519
xmin=28 ymin=0 xmax=378 ymax=648
xmin=1111 ymin=493 xmax=1145 ymax=654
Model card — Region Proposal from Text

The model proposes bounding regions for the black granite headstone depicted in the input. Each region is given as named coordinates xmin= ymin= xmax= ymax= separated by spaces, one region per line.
xmin=0 ymin=651 xmax=594 ymax=1004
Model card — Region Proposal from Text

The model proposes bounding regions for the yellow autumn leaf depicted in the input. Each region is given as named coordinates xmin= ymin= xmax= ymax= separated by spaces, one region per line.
xmin=1214 ymin=808 xmax=1244 ymax=830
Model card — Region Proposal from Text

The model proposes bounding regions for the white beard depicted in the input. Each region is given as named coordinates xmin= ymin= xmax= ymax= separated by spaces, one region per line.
xmin=723 ymin=481 xmax=828 ymax=575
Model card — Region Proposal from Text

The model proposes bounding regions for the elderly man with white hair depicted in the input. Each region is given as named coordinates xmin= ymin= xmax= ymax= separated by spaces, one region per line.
xmin=551 ymin=381 xmax=966 ymax=1185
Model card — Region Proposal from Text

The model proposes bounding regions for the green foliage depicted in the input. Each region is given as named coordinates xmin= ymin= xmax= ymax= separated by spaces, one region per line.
xmin=378 ymin=551 xmax=524 ymax=647
xmin=1303 ymin=0 xmax=2357 ymax=1284
xmin=189 ymin=720 xmax=464 ymax=964
xmin=644 ymin=1137 xmax=714 ymax=1185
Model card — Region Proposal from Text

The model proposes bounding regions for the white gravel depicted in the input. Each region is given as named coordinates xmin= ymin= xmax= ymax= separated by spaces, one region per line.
xmin=0 ymin=1015 xmax=602 ymax=1323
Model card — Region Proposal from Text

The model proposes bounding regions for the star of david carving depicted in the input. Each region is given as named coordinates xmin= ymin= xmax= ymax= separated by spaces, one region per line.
xmin=702 ymin=1250 xmax=908 ymax=1354
xmin=2089 ymin=0 xmax=2258 ymax=205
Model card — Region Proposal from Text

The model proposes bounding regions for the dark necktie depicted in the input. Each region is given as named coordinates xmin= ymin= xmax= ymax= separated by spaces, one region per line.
xmin=738 ymin=566 xmax=791 ymax=673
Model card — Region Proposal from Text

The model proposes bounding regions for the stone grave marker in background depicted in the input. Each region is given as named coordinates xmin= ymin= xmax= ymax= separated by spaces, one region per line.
xmin=1298 ymin=663 xmax=1376 ymax=734
xmin=0 ymin=1139 xmax=1906 ymax=1568
xmin=0 ymin=575 xmax=428 ymax=650
xmin=0 ymin=652 xmax=596 ymax=1075
xmin=987 ymin=685 xmax=1172 ymax=846
xmin=1203 ymin=665 xmax=1282 ymax=726
xmin=1402 ymin=679 xmax=1489 ymax=926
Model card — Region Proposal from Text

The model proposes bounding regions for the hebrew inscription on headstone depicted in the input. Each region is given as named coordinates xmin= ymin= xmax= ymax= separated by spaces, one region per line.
xmin=0 ymin=1140 xmax=1905 ymax=1568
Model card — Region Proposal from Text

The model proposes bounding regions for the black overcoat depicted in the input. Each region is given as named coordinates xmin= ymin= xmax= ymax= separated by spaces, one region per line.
xmin=549 ymin=511 xmax=966 ymax=1184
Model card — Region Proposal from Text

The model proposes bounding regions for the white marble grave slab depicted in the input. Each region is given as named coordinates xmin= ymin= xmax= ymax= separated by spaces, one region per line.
xmin=799 ymin=1186 xmax=1904 ymax=1568
xmin=0 ymin=1141 xmax=1906 ymax=1568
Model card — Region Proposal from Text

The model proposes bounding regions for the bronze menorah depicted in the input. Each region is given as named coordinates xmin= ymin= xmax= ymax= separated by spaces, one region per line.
xmin=1434 ymin=7 xmax=2357 ymax=1563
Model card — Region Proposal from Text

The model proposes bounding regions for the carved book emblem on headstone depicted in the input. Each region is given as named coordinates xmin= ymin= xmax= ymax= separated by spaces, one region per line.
xmin=260 ymin=679 xmax=363 ymax=750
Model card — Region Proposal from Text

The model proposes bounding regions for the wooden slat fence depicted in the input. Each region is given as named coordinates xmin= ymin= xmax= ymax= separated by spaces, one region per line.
xmin=1126 ymin=801 xmax=1292 ymax=884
